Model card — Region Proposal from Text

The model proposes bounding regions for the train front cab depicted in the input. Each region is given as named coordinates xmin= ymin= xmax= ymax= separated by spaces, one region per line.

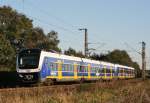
xmin=16 ymin=49 xmax=42 ymax=83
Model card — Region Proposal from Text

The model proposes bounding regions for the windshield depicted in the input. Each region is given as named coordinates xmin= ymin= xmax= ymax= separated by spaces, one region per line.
xmin=18 ymin=53 xmax=40 ymax=69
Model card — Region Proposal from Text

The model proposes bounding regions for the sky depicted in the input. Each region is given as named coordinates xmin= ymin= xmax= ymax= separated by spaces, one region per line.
xmin=0 ymin=0 xmax=150 ymax=69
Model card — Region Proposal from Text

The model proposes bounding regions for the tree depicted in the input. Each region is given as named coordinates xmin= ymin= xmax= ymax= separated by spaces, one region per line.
xmin=64 ymin=47 xmax=77 ymax=56
xmin=20 ymin=27 xmax=46 ymax=48
xmin=0 ymin=6 xmax=34 ymax=71
xmin=0 ymin=6 xmax=61 ymax=71
xmin=0 ymin=6 xmax=33 ymax=39
xmin=46 ymin=31 xmax=61 ymax=52
xmin=64 ymin=47 xmax=85 ymax=58
xmin=0 ymin=34 xmax=15 ymax=70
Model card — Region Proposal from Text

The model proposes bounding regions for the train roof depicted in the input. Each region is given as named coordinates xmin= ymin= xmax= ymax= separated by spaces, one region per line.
xmin=81 ymin=58 xmax=100 ymax=64
xmin=40 ymin=50 xmax=134 ymax=69
xmin=60 ymin=54 xmax=81 ymax=62
xmin=41 ymin=51 xmax=82 ymax=62
xmin=115 ymin=64 xmax=134 ymax=70
xmin=41 ymin=51 xmax=61 ymax=59
xmin=100 ymin=61 xmax=115 ymax=67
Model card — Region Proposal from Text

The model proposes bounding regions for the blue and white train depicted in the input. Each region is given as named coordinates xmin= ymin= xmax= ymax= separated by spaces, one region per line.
xmin=16 ymin=49 xmax=135 ymax=83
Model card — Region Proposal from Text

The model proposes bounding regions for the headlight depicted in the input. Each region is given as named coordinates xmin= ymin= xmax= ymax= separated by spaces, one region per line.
xmin=19 ymin=74 xmax=23 ymax=78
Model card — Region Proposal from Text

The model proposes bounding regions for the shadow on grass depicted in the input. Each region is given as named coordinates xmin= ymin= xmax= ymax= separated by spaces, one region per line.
xmin=0 ymin=71 xmax=18 ymax=88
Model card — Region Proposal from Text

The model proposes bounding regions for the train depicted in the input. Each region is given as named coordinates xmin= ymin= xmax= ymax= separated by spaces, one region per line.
xmin=16 ymin=48 xmax=135 ymax=84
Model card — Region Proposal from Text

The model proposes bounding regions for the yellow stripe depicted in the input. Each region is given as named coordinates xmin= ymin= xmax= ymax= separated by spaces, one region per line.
xmin=88 ymin=64 xmax=91 ymax=79
xmin=74 ymin=63 xmax=78 ymax=79
xmin=110 ymin=67 xmax=112 ymax=79
xmin=47 ymin=76 xmax=58 ymax=79
xmin=104 ymin=66 xmax=106 ymax=78
xmin=58 ymin=60 xmax=62 ymax=79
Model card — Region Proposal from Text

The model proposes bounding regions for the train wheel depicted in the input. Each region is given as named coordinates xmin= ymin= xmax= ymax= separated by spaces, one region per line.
xmin=79 ymin=78 xmax=84 ymax=84
xmin=43 ymin=79 xmax=55 ymax=86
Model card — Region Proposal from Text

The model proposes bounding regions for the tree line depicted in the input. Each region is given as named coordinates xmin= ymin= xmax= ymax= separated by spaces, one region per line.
xmin=0 ymin=6 xmax=141 ymax=77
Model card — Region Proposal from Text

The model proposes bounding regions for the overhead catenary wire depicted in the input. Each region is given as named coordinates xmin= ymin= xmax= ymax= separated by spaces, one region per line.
xmin=20 ymin=0 xmax=84 ymax=42
xmin=23 ymin=0 xmax=79 ymax=30
xmin=29 ymin=15 xmax=83 ymax=43
xmin=29 ymin=15 xmax=75 ymax=34
xmin=124 ymin=42 xmax=141 ymax=55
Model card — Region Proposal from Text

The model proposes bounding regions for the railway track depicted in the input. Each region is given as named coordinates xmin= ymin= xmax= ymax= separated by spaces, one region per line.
xmin=0 ymin=78 xmax=142 ymax=92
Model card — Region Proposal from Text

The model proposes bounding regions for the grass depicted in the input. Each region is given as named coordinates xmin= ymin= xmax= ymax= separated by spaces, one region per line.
xmin=0 ymin=79 xmax=150 ymax=103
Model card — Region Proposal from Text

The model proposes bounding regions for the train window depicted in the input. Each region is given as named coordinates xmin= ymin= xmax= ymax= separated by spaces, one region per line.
xmin=79 ymin=66 xmax=88 ymax=72
xmin=49 ymin=62 xmax=58 ymax=71
xmin=69 ymin=64 xmax=74 ymax=71
xmin=128 ymin=70 xmax=131 ymax=74
xmin=98 ymin=68 xmax=101 ymax=73
xmin=65 ymin=64 xmax=67 ymax=71
xmin=62 ymin=64 xmax=74 ymax=72
xmin=106 ymin=69 xmax=111 ymax=73
xmin=127 ymin=69 xmax=129 ymax=74
xmin=62 ymin=64 xmax=66 ymax=71
xmin=119 ymin=68 xmax=124 ymax=73
xmin=80 ymin=66 xmax=83 ymax=72
xmin=124 ymin=69 xmax=127 ymax=73
xmin=101 ymin=68 xmax=105 ymax=73
xmin=112 ymin=69 xmax=115 ymax=73
xmin=95 ymin=67 xmax=98 ymax=72
xmin=91 ymin=67 xmax=94 ymax=72
xmin=85 ymin=66 xmax=88 ymax=72
xmin=66 ymin=64 xmax=69 ymax=71
xmin=77 ymin=65 xmax=81 ymax=72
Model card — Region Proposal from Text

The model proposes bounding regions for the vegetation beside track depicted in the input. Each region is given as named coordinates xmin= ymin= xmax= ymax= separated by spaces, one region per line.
xmin=0 ymin=79 xmax=149 ymax=103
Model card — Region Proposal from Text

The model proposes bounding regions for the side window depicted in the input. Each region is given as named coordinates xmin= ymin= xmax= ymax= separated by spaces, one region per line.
xmin=112 ymin=69 xmax=115 ymax=73
xmin=100 ymin=65 xmax=104 ymax=73
xmin=91 ymin=67 xmax=95 ymax=72
xmin=119 ymin=68 xmax=123 ymax=73
xmin=70 ymin=64 xmax=74 ymax=71
xmin=95 ymin=67 xmax=99 ymax=73
xmin=91 ymin=67 xmax=94 ymax=72
xmin=62 ymin=64 xmax=65 ymax=71
xmin=101 ymin=68 xmax=105 ymax=73
xmin=103 ymin=66 xmax=107 ymax=73
xmin=62 ymin=64 xmax=74 ymax=71
xmin=78 ymin=65 xmax=83 ymax=72
xmin=86 ymin=66 xmax=88 ymax=72
xmin=79 ymin=66 xmax=88 ymax=72
xmin=49 ymin=62 xmax=58 ymax=71
xmin=106 ymin=69 xmax=111 ymax=73
xmin=98 ymin=68 xmax=101 ymax=73
xmin=77 ymin=65 xmax=81 ymax=72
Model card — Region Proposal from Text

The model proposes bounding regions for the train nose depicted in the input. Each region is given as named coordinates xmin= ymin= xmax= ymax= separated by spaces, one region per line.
xmin=25 ymin=75 xmax=34 ymax=80
xmin=18 ymin=73 xmax=40 ymax=83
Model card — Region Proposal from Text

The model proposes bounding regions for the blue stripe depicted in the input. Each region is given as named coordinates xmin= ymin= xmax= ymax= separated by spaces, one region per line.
xmin=91 ymin=73 xmax=96 ymax=76
xmin=62 ymin=72 xmax=74 ymax=76
xmin=100 ymin=73 xmax=105 ymax=76
xmin=77 ymin=73 xmax=88 ymax=76
xmin=106 ymin=73 xmax=111 ymax=76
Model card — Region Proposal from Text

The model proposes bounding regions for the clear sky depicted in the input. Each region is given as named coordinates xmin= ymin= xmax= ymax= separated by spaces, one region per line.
xmin=0 ymin=0 xmax=150 ymax=68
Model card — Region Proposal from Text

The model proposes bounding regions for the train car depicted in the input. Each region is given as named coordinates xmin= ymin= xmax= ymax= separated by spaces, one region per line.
xmin=16 ymin=48 xmax=135 ymax=84
xmin=100 ymin=61 xmax=115 ymax=80
xmin=80 ymin=59 xmax=100 ymax=80
xmin=115 ymin=64 xmax=135 ymax=79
